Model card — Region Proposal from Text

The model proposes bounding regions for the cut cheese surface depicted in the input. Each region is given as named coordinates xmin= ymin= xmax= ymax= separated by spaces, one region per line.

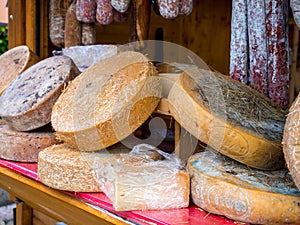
xmin=38 ymin=143 xmax=131 ymax=192
xmin=0 ymin=56 xmax=80 ymax=131
xmin=188 ymin=148 xmax=300 ymax=224
xmin=97 ymin=144 xmax=190 ymax=211
xmin=168 ymin=69 xmax=286 ymax=170
xmin=51 ymin=51 xmax=161 ymax=151
xmin=0 ymin=124 xmax=59 ymax=162
xmin=0 ymin=45 xmax=39 ymax=95
xmin=283 ymin=93 xmax=300 ymax=190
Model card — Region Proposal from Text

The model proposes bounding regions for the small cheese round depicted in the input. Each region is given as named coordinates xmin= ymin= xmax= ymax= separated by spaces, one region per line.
xmin=0 ymin=55 xmax=80 ymax=131
xmin=168 ymin=69 xmax=286 ymax=170
xmin=188 ymin=148 xmax=300 ymax=224
xmin=51 ymin=51 xmax=161 ymax=151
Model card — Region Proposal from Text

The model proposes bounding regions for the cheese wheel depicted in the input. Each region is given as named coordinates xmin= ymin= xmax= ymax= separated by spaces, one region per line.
xmin=37 ymin=143 xmax=141 ymax=192
xmin=0 ymin=45 xmax=39 ymax=95
xmin=97 ymin=144 xmax=190 ymax=211
xmin=283 ymin=93 xmax=300 ymax=190
xmin=187 ymin=148 xmax=300 ymax=224
xmin=0 ymin=125 xmax=59 ymax=162
xmin=52 ymin=51 xmax=161 ymax=151
xmin=168 ymin=69 xmax=286 ymax=170
xmin=0 ymin=56 xmax=80 ymax=131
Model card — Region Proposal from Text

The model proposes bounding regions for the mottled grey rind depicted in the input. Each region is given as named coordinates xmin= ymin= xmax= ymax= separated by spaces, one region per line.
xmin=0 ymin=56 xmax=80 ymax=131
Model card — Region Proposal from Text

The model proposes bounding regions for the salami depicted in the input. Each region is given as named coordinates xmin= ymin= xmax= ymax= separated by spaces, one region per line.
xmin=82 ymin=23 xmax=96 ymax=45
xmin=49 ymin=0 xmax=72 ymax=48
xmin=65 ymin=0 xmax=82 ymax=48
xmin=111 ymin=0 xmax=131 ymax=13
xmin=76 ymin=0 xmax=97 ymax=23
xmin=130 ymin=0 xmax=151 ymax=48
xmin=179 ymin=0 xmax=193 ymax=16
xmin=113 ymin=9 xmax=129 ymax=22
xmin=229 ymin=0 xmax=249 ymax=84
xmin=96 ymin=0 xmax=114 ymax=25
xmin=158 ymin=0 xmax=179 ymax=19
xmin=265 ymin=0 xmax=289 ymax=108
xmin=247 ymin=0 xmax=268 ymax=96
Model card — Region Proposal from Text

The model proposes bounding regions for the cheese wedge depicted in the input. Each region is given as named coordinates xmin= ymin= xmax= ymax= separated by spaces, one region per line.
xmin=51 ymin=51 xmax=161 ymax=151
xmin=96 ymin=144 xmax=190 ymax=211
xmin=0 ymin=55 xmax=80 ymax=131
xmin=168 ymin=69 xmax=286 ymax=170
xmin=0 ymin=45 xmax=39 ymax=95
xmin=188 ymin=148 xmax=300 ymax=224
xmin=283 ymin=93 xmax=300 ymax=190
xmin=0 ymin=124 xmax=59 ymax=162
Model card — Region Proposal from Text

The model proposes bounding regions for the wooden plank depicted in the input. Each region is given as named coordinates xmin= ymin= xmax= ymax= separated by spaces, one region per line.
xmin=16 ymin=201 xmax=33 ymax=225
xmin=25 ymin=0 xmax=36 ymax=52
xmin=8 ymin=0 xmax=26 ymax=49
xmin=39 ymin=0 xmax=50 ymax=58
xmin=0 ymin=166 xmax=127 ymax=225
xmin=33 ymin=210 xmax=59 ymax=225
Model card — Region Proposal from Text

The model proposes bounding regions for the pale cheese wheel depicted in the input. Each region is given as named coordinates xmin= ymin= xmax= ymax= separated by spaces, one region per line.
xmin=168 ymin=69 xmax=286 ymax=170
xmin=0 ymin=45 xmax=39 ymax=95
xmin=0 ymin=125 xmax=59 ymax=162
xmin=0 ymin=56 xmax=80 ymax=131
xmin=283 ymin=93 xmax=300 ymax=190
xmin=51 ymin=51 xmax=161 ymax=151
xmin=187 ymin=148 xmax=300 ymax=224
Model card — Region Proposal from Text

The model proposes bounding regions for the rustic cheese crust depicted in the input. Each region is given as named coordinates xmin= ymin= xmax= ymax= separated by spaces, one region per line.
xmin=0 ymin=45 xmax=39 ymax=95
xmin=188 ymin=149 xmax=300 ymax=224
xmin=51 ymin=51 xmax=161 ymax=151
xmin=0 ymin=125 xmax=59 ymax=162
xmin=168 ymin=69 xmax=286 ymax=170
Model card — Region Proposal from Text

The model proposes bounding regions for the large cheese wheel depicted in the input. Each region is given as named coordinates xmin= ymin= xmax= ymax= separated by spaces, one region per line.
xmin=0 ymin=125 xmax=59 ymax=162
xmin=283 ymin=93 xmax=300 ymax=190
xmin=0 ymin=56 xmax=80 ymax=131
xmin=51 ymin=51 xmax=161 ymax=152
xmin=187 ymin=148 xmax=300 ymax=224
xmin=168 ymin=69 xmax=286 ymax=170
xmin=0 ymin=45 xmax=39 ymax=95
xmin=97 ymin=144 xmax=190 ymax=211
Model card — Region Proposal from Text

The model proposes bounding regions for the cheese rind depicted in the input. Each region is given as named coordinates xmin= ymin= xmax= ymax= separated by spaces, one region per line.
xmin=51 ymin=51 xmax=161 ymax=151
xmin=168 ymin=69 xmax=286 ymax=170
xmin=187 ymin=148 xmax=300 ymax=224
xmin=283 ymin=93 xmax=300 ymax=190
xmin=0 ymin=125 xmax=59 ymax=162
xmin=0 ymin=55 xmax=80 ymax=131
xmin=0 ymin=45 xmax=40 ymax=95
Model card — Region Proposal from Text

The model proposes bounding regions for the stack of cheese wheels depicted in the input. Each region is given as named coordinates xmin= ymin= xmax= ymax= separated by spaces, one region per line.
xmin=187 ymin=148 xmax=300 ymax=224
xmin=283 ymin=93 xmax=300 ymax=190
xmin=168 ymin=68 xmax=286 ymax=170
xmin=51 ymin=51 xmax=161 ymax=151
xmin=38 ymin=143 xmax=131 ymax=192
xmin=0 ymin=45 xmax=39 ymax=95
xmin=0 ymin=125 xmax=59 ymax=162
xmin=0 ymin=55 xmax=80 ymax=131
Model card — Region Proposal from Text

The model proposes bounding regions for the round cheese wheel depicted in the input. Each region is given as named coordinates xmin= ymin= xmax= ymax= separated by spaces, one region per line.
xmin=38 ymin=143 xmax=130 ymax=192
xmin=168 ymin=69 xmax=286 ymax=170
xmin=283 ymin=93 xmax=300 ymax=190
xmin=0 ymin=45 xmax=39 ymax=95
xmin=187 ymin=148 xmax=300 ymax=224
xmin=0 ymin=55 xmax=80 ymax=131
xmin=51 ymin=51 xmax=161 ymax=151
xmin=0 ymin=125 xmax=59 ymax=162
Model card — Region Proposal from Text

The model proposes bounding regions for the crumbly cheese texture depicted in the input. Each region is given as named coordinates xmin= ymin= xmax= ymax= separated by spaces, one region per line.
xmin=52 ymin=51 xmax=162 ymax=151
xmin=188 ymin=148 xmax=300 ymax=224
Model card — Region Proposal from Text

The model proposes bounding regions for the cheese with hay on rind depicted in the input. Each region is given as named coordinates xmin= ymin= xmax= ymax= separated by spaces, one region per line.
xmin=51 ymin=51 xmax=162 ymax=152
xmin=188 ymin=148 xmax=300 ymax=225
xmin=168 ymin=69 xmax=286 ymax=170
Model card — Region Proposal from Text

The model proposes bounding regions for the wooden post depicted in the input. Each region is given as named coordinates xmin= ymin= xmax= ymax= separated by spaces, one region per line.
xmin=16 ymin=200 xmax=33 ymax=225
